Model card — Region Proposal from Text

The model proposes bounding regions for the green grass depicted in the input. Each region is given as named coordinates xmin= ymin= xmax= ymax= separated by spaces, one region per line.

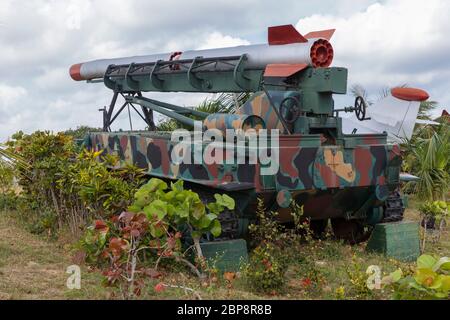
xmin=0 ymin=198 xmax=448 ymax=300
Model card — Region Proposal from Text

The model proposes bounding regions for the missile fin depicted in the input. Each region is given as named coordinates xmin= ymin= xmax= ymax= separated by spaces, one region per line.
xmin=264 ymin=63 xmax=308 ymax=77
xmin=304 ymin=29 xmax=336 ymax=40
xmin=268 ymin=25 xmax=308 ymax=45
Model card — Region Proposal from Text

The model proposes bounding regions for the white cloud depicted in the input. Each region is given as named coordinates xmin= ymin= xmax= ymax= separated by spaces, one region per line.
xmin=0 ymin=0 xmax=448 ymax=141
xmin=0 ymin=84 xmax=27 ymax=106
xmin=296 ymin=0 xmax=450 ymax=110
xmin=197 ymin=32 xmax=250 ymax=49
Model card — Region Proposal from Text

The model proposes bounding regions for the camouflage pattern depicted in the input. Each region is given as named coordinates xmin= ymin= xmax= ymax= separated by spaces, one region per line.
xmin=87 ymin=128 xmax=401 ymax=222
xmin=203 ymin=114 xmax=266 ymax=132
xmin=236 ymin=92 xmax=286 ymax=132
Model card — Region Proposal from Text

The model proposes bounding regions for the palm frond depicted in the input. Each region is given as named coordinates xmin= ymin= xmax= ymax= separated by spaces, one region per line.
xmin=402 ymin=124 xmax=449 ymax=201
xmin=418 ymin=100 xmax=438 ymax=120
xmin=350 ymin=84 xmax=373 ymax=106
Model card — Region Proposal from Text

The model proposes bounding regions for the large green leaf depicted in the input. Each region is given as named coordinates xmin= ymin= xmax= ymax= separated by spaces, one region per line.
xmin=176 ymin=202 xmax=190 ymax=218
xmin=381 ymin=269 xmax=403 ymax=286
xmin=433 ymin=257 xmax=450 ymax=271
xmin=127 ymin=204 xmax=142 ymax=213
xmin=207 ymin=202 xmax=220 ymax=214
xmin=414 ymin=268 xmax=439 ymax=288
xmin=198 ymin=215 xmax=213 ymax=229
xmin=134 ymin=191 xmax=152 ymax=207
xmin=176 ymin=192 xmax=187 ymax=202
xmin=214 ymin=194 xmax=235 ymax=210
xmin=417 ymin=255 xmax=437 ymax=269
xmin=146 ymin=178 xmax=168 ymax=192
xmin=164 ymin=190 xmax=176 ymax=202
xmin=210 ymin=220 xmax=222 ymax=237
xmin=191 ymin=201 xmax=206 ymax=220
xmin=440 ymin=275 xmax=450 ymax=292
xmin=143 ymin=200 xmax=168 ymax=220
xmin=390 ymin=269 xmax=403 ymax=282
xmin=171 ymin=180 xmax=184 ymax=192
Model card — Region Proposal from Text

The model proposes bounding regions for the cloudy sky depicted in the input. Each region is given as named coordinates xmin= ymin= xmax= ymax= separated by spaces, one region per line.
xmin=0 ymin=0 xmax=448 ymax=141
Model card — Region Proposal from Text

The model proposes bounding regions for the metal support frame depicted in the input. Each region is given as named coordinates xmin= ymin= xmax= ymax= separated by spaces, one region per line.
xmin=100 ymin=91 xmax=213 ymax=131
xmin=101 ymin=91 xmax=156 ymax=131
xmin=103 ymin=54 xmax=257 ymax=93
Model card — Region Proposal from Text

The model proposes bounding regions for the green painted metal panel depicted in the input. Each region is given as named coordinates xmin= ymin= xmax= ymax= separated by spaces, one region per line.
xmin=366 ymin=221 xmax=421 ymax=262
xmin=200 ymin=239 xmax=248 ymax=272
xmin=106 ymin=69 xmax=265 ymax=93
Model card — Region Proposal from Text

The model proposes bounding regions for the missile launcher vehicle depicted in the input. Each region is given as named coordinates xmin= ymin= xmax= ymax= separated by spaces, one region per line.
xmin=70 ymin=24 xmax=429 ymax=243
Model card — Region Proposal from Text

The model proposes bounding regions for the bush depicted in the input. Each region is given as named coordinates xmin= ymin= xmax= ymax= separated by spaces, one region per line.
xmin=242 ymin=243 xmax=288 ymax=293
xmin=419 ymin=201 xmax=448 ymax=220
xmin=4 ymin=130 xmax=145 ymax=236
xmin=78 ymin=178 xmax=235 ymax=298
xmin=386 ymin=254 xmax=450 ymax=299
xmin=0 ymin=191 xmax=18 ymax=211
xmin=345 ymin=255 xmax=374 ymax=299
xmin=242 ymin=199 xmax=304 ymax=294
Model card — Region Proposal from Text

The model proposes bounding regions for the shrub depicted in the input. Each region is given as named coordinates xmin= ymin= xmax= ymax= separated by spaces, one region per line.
xmin=345 ymin=255 xmax=374 ymax=299
xmin=242 ymin=199 xmax=304 ymax=293
xmin=242 ymin=243 xmax=288 ymax=293
xmin=387 ymin=254 xmax=450 ymax=299
xmin=78 ymin=178 xmax=235 ymax=298
xmin=0 ymin=191 xmax=18 ymax=211
xmin=4 ymin=130 xmax=145 ymax=235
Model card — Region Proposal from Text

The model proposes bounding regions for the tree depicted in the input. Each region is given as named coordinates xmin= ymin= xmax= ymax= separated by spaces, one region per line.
xmin=402 ymin=124 xmax=449 ymax=201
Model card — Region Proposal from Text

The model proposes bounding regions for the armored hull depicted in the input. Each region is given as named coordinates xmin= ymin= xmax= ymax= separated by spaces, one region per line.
xmin=86 ymin=125 xmax=403 ymax=242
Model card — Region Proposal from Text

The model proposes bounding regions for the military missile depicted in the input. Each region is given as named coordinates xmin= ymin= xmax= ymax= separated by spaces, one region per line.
xmin=70 ymin=25 xmax=335 ymax=81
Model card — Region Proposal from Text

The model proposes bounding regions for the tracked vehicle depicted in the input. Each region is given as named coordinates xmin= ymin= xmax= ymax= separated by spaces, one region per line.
xmin=70 ymin=25 xmax=427 ymax=243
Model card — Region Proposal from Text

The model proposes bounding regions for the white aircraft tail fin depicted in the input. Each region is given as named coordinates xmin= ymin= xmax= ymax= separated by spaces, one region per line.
xmin=342 ymin=87 xmax=429 ymax=142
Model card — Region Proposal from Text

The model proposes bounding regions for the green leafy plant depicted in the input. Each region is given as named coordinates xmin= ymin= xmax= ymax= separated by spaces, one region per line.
xmin=387 ymin=254 xmax=450 ymax=299
xmin=345 ymin=255 xmax=374 ymax=299
xmin=419 ymin=201 xmax=448 ymax=250
xmin=128 ymin=178 xmax=234 ymax=261
xmin=402 ymin=124 xmax=449 ymax=201
xmin=242 ymin=242 xmax=288 ymax=293
xmin=419 ymin=201 xmax=448 ymax=219
xmin=58 ymin=149 xmax=144 ymax=217
xmin=5 ymin=131 xmax=145 ymax=236
xmin=78 ymin=178 xmax=235 ymax=298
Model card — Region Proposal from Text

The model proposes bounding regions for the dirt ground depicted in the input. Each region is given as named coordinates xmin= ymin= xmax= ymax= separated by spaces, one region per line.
xmin=0 ymin=213 xmax=108 ymax=300
xmin=0 ymin=204 xmax=448 ymax=300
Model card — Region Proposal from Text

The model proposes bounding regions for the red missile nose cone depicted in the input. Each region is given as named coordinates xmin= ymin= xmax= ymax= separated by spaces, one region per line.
xmin=391 ymin=87 xmax=429 ymax=101
xmin=69 ymin=63 xmax=83 ymax=81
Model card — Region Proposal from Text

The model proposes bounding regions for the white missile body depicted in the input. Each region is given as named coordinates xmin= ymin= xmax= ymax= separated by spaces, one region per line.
xmin=70 ymin=25 xmax=335 ymax=81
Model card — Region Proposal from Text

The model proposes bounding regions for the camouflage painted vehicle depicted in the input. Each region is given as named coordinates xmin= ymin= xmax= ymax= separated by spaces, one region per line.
xmin=74 ymin=25 xmax=407 ymax=243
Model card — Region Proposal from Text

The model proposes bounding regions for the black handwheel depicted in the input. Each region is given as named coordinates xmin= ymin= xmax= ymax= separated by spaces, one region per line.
xmin=279 ymin=96 xmax=301 ymax=124
xmin=354 ymin=96 xmax=367 ymax=121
